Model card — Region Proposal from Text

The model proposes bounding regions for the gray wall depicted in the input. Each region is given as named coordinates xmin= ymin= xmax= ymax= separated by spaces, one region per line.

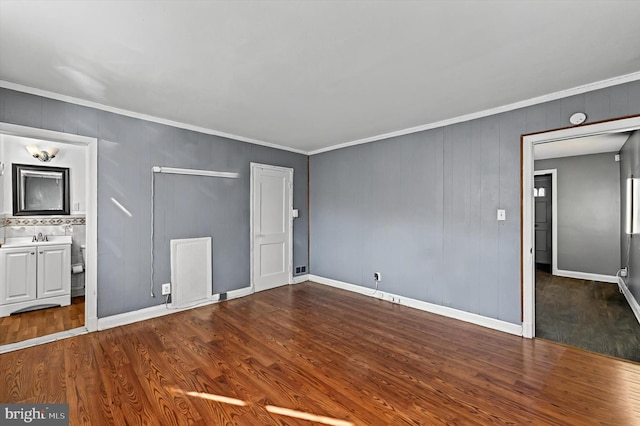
xmin=620 ymin=130 xmax=640 ymax=301
xmin=0 ymin=88 xmax=309 ymax=318
xmin=310 ymin=80 xmax=640 ymax=325
xmin=535 ymin=153 xmax=620 ymax=276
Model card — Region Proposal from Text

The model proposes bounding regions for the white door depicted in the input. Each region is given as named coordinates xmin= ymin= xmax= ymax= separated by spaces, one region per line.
xmin=1 ymin=247 xmax=37 ymax=305
xmin=251 ymin=163 xmax=293 ymax=292
xmin=37 ymin=245 xmax=71 ymax=300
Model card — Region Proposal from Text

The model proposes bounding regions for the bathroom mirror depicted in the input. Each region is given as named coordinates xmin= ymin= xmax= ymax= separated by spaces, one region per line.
xmin=12 ymin=163 xmax=70 ymax=215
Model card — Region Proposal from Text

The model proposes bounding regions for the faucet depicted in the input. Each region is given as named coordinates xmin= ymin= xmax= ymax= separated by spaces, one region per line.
xmin=32 ymin=233 xmax=48 ymax=242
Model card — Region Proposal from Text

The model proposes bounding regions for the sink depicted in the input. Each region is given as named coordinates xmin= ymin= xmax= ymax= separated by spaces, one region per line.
xmin=2 ymin=235 xmax=72 ymax=248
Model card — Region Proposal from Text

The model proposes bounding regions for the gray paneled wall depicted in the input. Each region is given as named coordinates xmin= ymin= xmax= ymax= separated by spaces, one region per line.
xmin=0 ymin=88 xmax=308 ymax=317
xmin=620 ymin=130 xmax=640 ymax=301
xmin=535 ymin=153 xmax=621 ymax=276
xmin=310 ymin=80 xmax=640 ymax=325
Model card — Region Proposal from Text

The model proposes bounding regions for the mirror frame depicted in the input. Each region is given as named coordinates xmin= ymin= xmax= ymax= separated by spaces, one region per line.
xmin=12 ymin=163 xmax=70 ymax=216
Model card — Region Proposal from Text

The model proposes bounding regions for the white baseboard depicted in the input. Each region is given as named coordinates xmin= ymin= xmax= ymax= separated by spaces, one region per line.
xmin=618 ymin=277 xmax=640 ymax=325
xmin=226 ymin=286 xmax=253 ymax=299
xmin=555 ymin=269 xmax=618 ymax=284
xmin=308 ymin=275 xmax=523 ymax=336
xmin=97 ymin=286 xmax=253 ymax=331
xmin=85 ymin=316 xmax=98 ymax=332
xmin=292 ymin=274 xmax=309 ymax=284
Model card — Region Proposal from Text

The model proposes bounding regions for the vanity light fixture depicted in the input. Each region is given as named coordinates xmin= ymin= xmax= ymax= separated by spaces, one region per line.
xmin=25 ymin=144 xmax=59 ymax=162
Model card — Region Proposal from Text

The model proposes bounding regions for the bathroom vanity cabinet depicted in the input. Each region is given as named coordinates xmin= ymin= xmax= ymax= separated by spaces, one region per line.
xmin=0 ymin=238 xmax=71 ymax=317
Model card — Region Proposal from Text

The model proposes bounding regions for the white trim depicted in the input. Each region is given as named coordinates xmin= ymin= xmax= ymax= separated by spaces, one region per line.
xmin=534 ymin=169 xmax=558 ymax=274
xmin=86 ymin=135 xmax=98 ymax=331
xmin=292 ymin=274 xmax=309 ymax=284
xmin=226 ymin=286 xmax=253 ymax=299
xmin=4 ymin=72 xmax=640 ymax=158
xmin=555 ymin=270 xmax=619 ymax=284
xmin=0 ymin=327 xmax=88 ymax=354
xmin=152 ymin=166 xmax=239 ymax=179
xmin=97 ymin=286 xmax=253 ymax=331
xmin=0 ymin=123 xmax=98 ymax=354
xmin=309 ymin=71 xmax=640 ymax=155
xmin=522 ymin=116 xmax=640 ymax=339
xmin=0 ymin=122 xmax=95 ymax=145
xmin=249 ymin=163 xmax=294 ymax=292
xmin=0 ymin=80 xmax=307 ymax=155
xmin=618 ymin=277 xmax=640 ymax=325
xmin=308 ymin=275 xmax=522 ymax=336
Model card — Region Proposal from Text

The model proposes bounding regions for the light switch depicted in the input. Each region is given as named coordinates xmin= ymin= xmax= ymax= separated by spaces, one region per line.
xmin=292 ymin=209 xmax=299 ymax=218
xmin=73 ymin=202 xmax=80 ymax=211
xmin=497 ymin=209 xmax=506 ymax=221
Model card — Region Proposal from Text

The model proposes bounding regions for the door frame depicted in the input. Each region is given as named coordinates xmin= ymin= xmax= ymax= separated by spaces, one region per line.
xmin=0 ymin=122 xmax=98 ymax=352
xmin=249 ymin=162 xmax=294 ymax=292
xmin=522 ymin=115 xmax=640 ymax=338
xmin=533 ymin=169 xmax=558 ymax=275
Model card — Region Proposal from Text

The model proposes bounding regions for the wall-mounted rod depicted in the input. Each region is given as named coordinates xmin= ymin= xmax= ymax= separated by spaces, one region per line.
xmin=152 ymin=166 xmax=239 ymax=179
xmin=150 ymin=165 xmax=239 ymax=298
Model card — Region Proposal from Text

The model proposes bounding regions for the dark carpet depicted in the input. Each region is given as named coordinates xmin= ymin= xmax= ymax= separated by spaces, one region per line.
xmin=535 ymin=270 xmax=640 ymax=363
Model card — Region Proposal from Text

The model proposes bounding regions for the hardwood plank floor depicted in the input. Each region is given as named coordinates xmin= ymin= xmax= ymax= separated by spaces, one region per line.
xmin=2 ymin=283 xmax=640 ymax=425
xmin=536 ymin=270 xmax=640 ymax=362
xmin=0 ymin=296 xmax=84 ymax=346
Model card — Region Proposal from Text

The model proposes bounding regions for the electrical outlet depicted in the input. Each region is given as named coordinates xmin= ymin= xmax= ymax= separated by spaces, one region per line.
xmin=621 ymin=267 xmax=628 ymax=277
xmin=374 ymin=272 xmax=382 ymax=282
xmin=161 ymin=283 xmax=171 ymax=295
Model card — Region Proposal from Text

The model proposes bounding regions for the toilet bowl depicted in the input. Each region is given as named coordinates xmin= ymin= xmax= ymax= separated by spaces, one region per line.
xmin=71 ymin=244 xmax=87 ymax=297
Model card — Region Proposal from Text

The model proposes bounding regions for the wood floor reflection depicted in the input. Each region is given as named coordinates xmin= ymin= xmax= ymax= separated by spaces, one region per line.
xmin=2 ymin=283 xmax=640 ymax=424
xmin=0 ymin=296 xmax=84 ymax=346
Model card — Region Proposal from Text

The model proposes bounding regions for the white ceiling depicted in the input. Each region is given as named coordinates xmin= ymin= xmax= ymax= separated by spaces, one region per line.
xmin=534 ymin=132 xmax=631 ymax=160
xmin=1 ymin=1 xmax=639 ymax=154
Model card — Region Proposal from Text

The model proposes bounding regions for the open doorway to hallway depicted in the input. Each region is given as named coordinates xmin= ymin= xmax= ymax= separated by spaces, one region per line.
xmin=532 ymin=132 xmax=640 ymax=362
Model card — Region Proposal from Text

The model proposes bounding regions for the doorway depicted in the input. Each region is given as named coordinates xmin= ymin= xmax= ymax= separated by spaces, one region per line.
xmin=534 ymin=171 xmax=555 ymax=274
xmin=0 ymin=123 xmax=97 ymax=353
xmin=522 ymin=115 xmax=640 ymax=339
xmin=250 ymin=163 xmax=293 ymax=293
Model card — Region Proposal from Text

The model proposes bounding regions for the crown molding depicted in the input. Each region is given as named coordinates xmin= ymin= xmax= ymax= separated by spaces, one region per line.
xmin=4 ymin=70 xmax=640 ymax=157
xmin=0 ymin=80 xmax=308 ymax=155
xmin=309 ymin=70 xmax=640 ymax=155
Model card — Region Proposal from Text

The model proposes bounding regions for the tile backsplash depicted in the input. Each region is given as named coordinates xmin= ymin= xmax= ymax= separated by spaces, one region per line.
xmin=4 ymin=216 xmax=86 ymax=226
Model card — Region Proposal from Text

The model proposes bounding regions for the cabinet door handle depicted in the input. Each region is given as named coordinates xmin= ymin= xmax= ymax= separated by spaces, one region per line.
xmin=30 ymin=252 xmax=35 ymax=255
xmin=39 ymin=252 xmax=43 ymax=254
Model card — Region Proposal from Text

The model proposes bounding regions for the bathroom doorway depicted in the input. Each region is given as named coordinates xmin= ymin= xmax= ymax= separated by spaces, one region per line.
xmin=0 ymin=123 xmax=97 ymax=352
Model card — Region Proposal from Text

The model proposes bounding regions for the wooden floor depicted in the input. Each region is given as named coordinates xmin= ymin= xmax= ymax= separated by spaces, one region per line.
xmin=0 ymin=296 xmax=84 ymax=346
xmin=2 ymin=283 xmax=640 ymax=425
xmin=536 ymin=270 xmax=640 ymax=362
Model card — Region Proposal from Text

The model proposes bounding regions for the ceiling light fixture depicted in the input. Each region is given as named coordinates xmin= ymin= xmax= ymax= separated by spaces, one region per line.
xmin=25 ymin=145 xmax=59 ymax=162
xmin=569 ymin=112 xmax=587 ymax=125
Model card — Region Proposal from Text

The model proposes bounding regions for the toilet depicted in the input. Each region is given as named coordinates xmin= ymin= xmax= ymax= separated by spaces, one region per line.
xmin=80 ymin=244 xmax=86 ymax=270
xmin=71 ymin=244 xmax=87 ymax=297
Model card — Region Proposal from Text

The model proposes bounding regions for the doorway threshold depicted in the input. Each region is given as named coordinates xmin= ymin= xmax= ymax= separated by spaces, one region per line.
xmin=0 ymin=326 xmax=88 ymax=354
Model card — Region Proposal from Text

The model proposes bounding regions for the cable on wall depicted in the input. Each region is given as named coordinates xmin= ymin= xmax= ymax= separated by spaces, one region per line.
xmin=150 ymin=166 xmax=239 ymax=297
